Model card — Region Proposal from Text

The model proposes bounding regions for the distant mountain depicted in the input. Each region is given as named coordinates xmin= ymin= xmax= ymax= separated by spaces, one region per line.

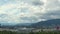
xmin=30 ymin=19 xmax=60 ymax=28
xmin=14 ymin=23 xmax=33 ymax=28
xmin=14 ymin=19 xmax=60 ymax=28
xmin=0 ymin=22 xmax=33 ymax=28
xmin=0 ymin=19 xmax=60 ymax=28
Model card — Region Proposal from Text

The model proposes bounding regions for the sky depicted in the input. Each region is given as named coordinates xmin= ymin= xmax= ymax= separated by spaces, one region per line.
xmin=0 ymin=0 xmax=60 ymax=24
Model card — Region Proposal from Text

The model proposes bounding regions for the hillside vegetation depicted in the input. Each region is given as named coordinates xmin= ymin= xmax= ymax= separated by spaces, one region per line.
xmin=0 ymin=31 xmax=60 ymax=34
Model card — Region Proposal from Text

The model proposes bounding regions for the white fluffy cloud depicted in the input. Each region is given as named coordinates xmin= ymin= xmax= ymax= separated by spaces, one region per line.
xmin=0 ymin=0 xmax=60 ymax=24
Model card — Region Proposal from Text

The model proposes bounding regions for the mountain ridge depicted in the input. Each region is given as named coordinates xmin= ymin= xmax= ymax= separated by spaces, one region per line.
xmin=30 ymin=19 xmax=60 ymax=28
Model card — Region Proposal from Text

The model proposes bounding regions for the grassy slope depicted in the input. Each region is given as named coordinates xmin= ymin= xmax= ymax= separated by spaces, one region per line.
xmin=0 ymin=31 xmax=60 ymax=34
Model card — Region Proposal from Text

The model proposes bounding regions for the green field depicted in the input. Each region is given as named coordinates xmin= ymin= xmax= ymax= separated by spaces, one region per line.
xmin=0 ymin=31 xmax=18 ymax=34
xmin=29 ymin=31 xmax=60 ymax=34
xmin=0 ymin=31 xmax=60 ymax=34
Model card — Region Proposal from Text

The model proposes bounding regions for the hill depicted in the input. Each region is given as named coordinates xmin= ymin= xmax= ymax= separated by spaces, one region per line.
xmin=31 ymin=19 xmax=60 ymax=28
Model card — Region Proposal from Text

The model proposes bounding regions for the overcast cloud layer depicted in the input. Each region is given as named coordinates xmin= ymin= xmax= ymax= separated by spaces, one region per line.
xmin=0 ymin=0 xmax=60 ymax=24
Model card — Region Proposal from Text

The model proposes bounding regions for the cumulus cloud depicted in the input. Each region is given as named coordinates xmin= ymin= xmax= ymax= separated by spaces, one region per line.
xmin=0 ymin=0 xmax=60 ymax=24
